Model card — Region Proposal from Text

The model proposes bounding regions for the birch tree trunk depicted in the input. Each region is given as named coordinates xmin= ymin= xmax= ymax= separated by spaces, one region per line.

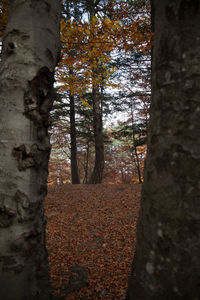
xmin=127 ymin=0 xmax=200 ymax=299
xmin=0 ymin=1 xmax=60 ymax=299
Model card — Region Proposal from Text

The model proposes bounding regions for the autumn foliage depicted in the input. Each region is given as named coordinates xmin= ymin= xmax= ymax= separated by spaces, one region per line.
xmin=57 ymin=2 xmax=152 ymax=98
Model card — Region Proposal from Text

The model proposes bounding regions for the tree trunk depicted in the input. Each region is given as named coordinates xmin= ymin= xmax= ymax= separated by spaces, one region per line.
xmin=0 ymin=1 xmax=60 ymax=299
xmin=65 ymin=4 xmax=80 ymax=184
xmin=69 ymin=92 xmax=80 ymax=184
xmin=83 ymin=140 xmax=90 ymax=184
xmin=89 ymin=85 xmax=104 ymax=184
xmin=87 ymin=2 xmax=104 ymax=184
xmin=131 ymin=103 xmax=142 ymax=184
xmin=127 ymin=0 xmax=200 ymax=299
xmin=133 ymin=146 xmax=142 ymax=184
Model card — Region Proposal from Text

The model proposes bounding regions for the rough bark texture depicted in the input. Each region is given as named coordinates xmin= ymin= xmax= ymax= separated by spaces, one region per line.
xmin=0 ymin=1 xmax=60 ymax=299
xmin=69 ymin=93 xmax=80 ymax=184
xmin=89 ymin=85 xmax=104 ymax=184
xmin=127 ymin=0 xmax=200 ymax=299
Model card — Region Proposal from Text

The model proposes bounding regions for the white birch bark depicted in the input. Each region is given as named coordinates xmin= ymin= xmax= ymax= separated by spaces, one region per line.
xmin=0 ymin=1 xmax=60 ymax=299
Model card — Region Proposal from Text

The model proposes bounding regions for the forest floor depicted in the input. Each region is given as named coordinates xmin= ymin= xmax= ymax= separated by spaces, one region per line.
xmin=45 ymin=184 xmax=141 ymax=300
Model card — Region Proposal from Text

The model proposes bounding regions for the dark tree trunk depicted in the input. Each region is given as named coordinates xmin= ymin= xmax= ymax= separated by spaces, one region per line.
xmin=89 ymin=85 xmax=104 ymax=184
xmin=83 ymin=140 xmax=90 ymax=184
xmin=127 ymin=0 xmax=200 ymax=299
xmin=0 ymin=1 xmax=60 ymax=299
xmin=87 ymin=2 xmax=104 ymax=184
xmin=65 ymin=3 xmax=80 ymax=184
xmin=133 ymin=146 xmax=142 ymax=184
xmin=69 ymin=92 xmax=80 ymax=184
xmin=131 ymin=104 xmax=142 ymax=184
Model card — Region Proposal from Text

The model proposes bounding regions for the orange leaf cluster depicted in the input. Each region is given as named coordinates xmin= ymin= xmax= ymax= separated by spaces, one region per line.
xmin=57 ymin=16 xmax=120 ymax=97
xmin=57 ymin=5 xmax=153 ymax=97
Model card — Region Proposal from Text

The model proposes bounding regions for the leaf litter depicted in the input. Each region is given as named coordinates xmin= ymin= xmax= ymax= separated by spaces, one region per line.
xmin=45 ymin=184 xmax=141 ymax=299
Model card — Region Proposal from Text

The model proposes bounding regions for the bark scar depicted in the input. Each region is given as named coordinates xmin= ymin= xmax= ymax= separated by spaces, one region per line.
xmin=24 ymin=67 xmax=54 ymax=121
xmin=0 ymin=195 xmax=16 ymax=228
xmin=12 ymin=144 xmax=47 ymax=171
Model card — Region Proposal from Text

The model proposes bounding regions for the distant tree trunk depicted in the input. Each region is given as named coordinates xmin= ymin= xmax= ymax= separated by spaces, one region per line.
xmin=65 ymin=3 xmax=80 ymax=184
xmin=131 ymin=104 xmax=142 ymax=184
xmin=127 ymin=0 xmax=200 ymax=299
xmin=69 ymin=91 xmax=80 ymax=184
xmin=89 ymin=85 xmax=104 ymax=184
xmin=87 ymin=2 xmax=104 ymax=184
xmin=0 ymin=1 xmax=60 ymax=299
xmin=83 ymin=140 xmax=90 ymax=184
xmin=133 ymin=146 xmax=142 ymax=184
xmin=65 ymin=0 xmax=80 ymax=185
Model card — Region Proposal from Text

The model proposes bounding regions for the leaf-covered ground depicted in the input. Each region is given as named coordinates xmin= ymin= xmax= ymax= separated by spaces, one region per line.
xmin=45 ymin=184 xmax=141 ymax=299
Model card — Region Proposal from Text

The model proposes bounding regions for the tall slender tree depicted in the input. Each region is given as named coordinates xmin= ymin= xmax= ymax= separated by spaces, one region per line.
xmin=69 ymin=87 xmax=81 ymax=184
xmin=127 ymin=0 xmax=200 ymax=298
xmin=0 ymin=1 xmax=60 ymax=299
xmin=62 ymin=1 xmax=81 ymax=184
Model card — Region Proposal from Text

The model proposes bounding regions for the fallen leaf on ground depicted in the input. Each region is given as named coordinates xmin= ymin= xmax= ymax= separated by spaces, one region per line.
xmin=45 ymin=184 xmax=141 ymax=299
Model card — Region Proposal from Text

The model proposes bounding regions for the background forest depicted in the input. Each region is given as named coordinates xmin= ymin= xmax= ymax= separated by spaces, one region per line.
xmin=47 ymin=0 xmax=152 ymax=185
